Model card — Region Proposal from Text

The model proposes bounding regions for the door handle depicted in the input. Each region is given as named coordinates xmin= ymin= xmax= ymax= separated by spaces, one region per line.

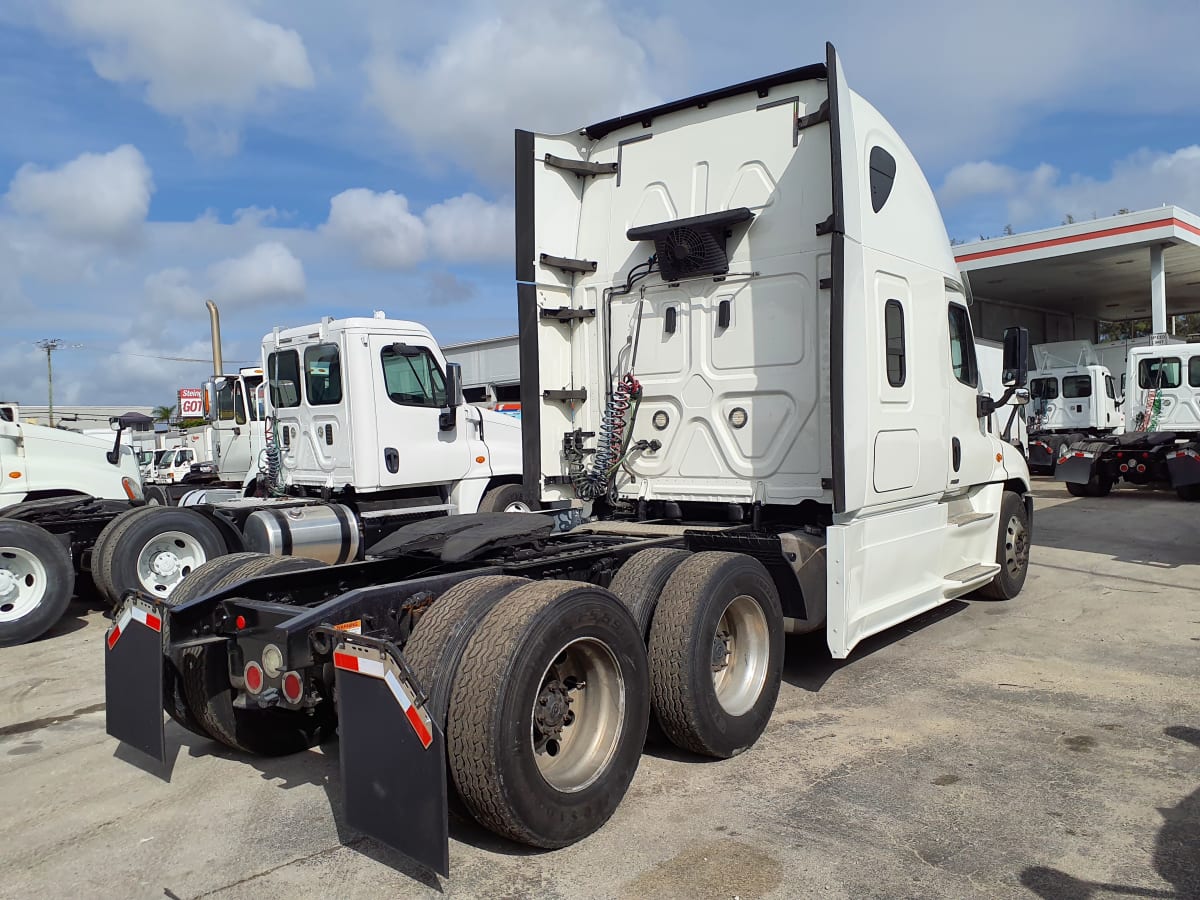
xmin=952 ymin=437 xmax=961 ymax=472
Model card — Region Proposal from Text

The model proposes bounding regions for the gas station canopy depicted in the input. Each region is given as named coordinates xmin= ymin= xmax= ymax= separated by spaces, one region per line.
xmin=953 ymin=207 xmax=1200 ymax=342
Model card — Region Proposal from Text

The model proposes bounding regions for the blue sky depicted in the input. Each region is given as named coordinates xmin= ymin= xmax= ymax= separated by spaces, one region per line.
xmin=2 ymin=0 xmax=1200 ymax=408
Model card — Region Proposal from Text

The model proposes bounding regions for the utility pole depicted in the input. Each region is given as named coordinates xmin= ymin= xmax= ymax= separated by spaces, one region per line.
xmin=34 ymin=339 xmax=63 ymax=427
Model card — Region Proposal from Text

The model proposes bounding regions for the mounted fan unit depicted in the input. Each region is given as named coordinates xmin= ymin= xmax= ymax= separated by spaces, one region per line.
xmin=627 ymin=207 xmax=754 ymax=282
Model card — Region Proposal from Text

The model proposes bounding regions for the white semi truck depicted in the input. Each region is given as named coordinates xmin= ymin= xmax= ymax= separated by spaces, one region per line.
xmin=1024 ymin=341 xmax=1122 ymax=472
xmin=105 ymin=45 xmax=1034 ymax=877
xmin=0 ymin=401 xmax=143 ymax=645
xmin=0 ymin=317 xmax=525 ymax=645
xmin=1059 ymin=340 xmax=1200 ymax=499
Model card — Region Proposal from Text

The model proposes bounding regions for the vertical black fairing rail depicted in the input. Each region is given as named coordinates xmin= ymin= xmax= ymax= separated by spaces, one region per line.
xmin=824 ymin=41 xmax=848 ymax=515
xmin=515 ymin=129 xmax=542 ymax=508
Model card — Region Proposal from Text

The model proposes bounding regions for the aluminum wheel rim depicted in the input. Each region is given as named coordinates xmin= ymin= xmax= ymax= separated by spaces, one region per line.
xmin=0 ymin=547 xmax=48 ymax=622
xmin=1057 ymin=442 xmax=1069 ymax=461
xmin=137 ymin=530 xmax=207 ymax=596
xmin=504 ymin=500 xmax=532 ymax=513
xmin=530 ymin=637 xmax=625 ymax=793
xmin=1004 ymin=514 xmax=1029 ymax=578
xmin=712 ymin=594 xmax=770 ymax=716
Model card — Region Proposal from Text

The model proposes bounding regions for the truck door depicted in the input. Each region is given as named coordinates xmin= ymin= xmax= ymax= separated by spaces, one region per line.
xmin=369 ymin=335 xmax=472 ymax=488
xmin=1103 ymin=372 xmax=1118 ymax=428
xmin=217 ymin=378 xmax=254 ymax=480
xmin=944 ymin=301 xmax=994 ymax=491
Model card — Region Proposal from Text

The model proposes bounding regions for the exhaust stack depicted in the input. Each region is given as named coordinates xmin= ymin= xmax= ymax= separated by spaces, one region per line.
xmin=206 ymin=299 xmax=223 ymax=375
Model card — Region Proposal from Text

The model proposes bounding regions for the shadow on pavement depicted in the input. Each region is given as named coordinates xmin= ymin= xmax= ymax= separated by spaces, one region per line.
xmin=1020 ymin=725 xmax=1200 ymax=899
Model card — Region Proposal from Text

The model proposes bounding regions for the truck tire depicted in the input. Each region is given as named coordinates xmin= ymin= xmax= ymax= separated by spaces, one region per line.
xmin=447 ymin=580 xmax=649 ymax=848
xmin=607 ymin=547 xmax=691 ymax=642
xmin=143 ymin=485 xmax=173 ymax=507
xmin=1055 ymin=438 xmax=1072 ymax=469
xmin=976 ymin=492 xmax=1031 ymax=600
xmin=1066 ymin=472 xmax=1113 ymax=498
xmin=1175 ymin=484 xmax=1200 ymax=502
xmin=94 ymin=506 xmax=228 ymax=605
xmin=0 ymin=520 xmax=75 ymax=647
xmin=180 ymin=554 xmax=332 ymax=755
xmin=477 ymin=483 xmax=534 ymax=513
xmin=403 ymin=575 xmax=529 ymax=727
xmin=159 ymin=553 xmax=272 ymax=737
xmin=648 ymin=551 xmax=783 ymax=759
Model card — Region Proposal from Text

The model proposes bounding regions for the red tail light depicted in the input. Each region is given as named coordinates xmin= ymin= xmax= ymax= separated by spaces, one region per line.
xmin=1119 ymin=464 xmax=1128 ymax=472
xmin=244 ymin=661 xmax=264 ymax=694
xmin=1137 ymin=464 xmax=1146 ymax=473
xmin=1142 ymin=452 xmax=1150 ymax=459
xmin=1116 ymin=452 xmax=1123 ymax=458
xmin=235 ymin=615 xmax=246 ymax=630
xmin=282 ymin=671 xmax=304 ymax=704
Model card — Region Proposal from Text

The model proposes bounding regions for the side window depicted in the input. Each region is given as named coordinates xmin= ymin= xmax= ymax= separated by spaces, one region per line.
xmin=216 ymin=382 xmax=236 ymax=421
xmin=242 ymin=376 xmax=263 ymax=420
xmin=304 ymin=344 xmax=343 ymax=406
xmin=234 ymin=379 xmax=248 ymax=425
xmin=380 ymin=345 xmax=447 ymax=408
xmin=1105 ymin=375 xmax=1115 ymax=399
xmin=1190 ymin=357 xmax=1200 ymax=388
xmin=267 ymin=350 xmax=302 ymax=408
xmin=1030 ymin=377 xmax=1058 ymax=400
xmin=884 ymin=300 xmax=905 ymax=386
xmin=1138 ymin=357 xmax=1182 ymax=389
xmin=1062 ymin=375 xmax=1092 ymax=398
xmin=947 ymin=304 xmax=978 ymax=388
xmin=868 ymin=147 xmax=897 ymax=213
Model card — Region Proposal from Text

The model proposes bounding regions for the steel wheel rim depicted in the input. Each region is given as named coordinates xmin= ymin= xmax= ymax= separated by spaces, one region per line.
xmin=137 ymin=530 xmax=207 ymax=596
xmin=712 ymin=594 xmax=770 ymax=716
xmin=0 ymin=547 xmax=48 ymax=622
xmin=530 ymin=637 xmax=625 ymax=793
xmin=504 ymin=500 xmax=532 ymax=513
xmin=1004 ymin=514 xmax=1029 ymax=577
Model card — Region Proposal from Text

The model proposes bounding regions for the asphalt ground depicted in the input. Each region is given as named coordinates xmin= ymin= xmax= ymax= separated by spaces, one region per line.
xmin=1 ymin=478 xmax=1197 ymax=899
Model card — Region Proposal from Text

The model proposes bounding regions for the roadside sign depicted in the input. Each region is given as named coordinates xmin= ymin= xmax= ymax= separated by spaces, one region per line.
xmin=178 ymin=388 xmax=203 ymax=417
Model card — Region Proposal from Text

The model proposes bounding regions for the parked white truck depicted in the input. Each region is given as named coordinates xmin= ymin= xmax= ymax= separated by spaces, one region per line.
xmin=0 ymin=401 xmax=142 ymax=645
xmin=1059 ymin=339 xmax=1200 ymax=499
xmin=105 ymin=45 xmax=1033 ymax=877
xmin=1024 ymin=341 xmax=1122 ymax=472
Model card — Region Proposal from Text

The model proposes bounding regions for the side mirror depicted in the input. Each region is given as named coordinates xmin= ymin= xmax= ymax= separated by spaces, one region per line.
xmin=439 ymin=363 xmax=464 ymax=431
xmin=109 ymin=416 xmax=121 ymax=432
xmin=1012 ymin=388 xmax=1031 ymax=406
xmin=1002 ymin=326 xmax=1030 ymax=387
xmin=203 ymin=380 xmax=222 ymax=422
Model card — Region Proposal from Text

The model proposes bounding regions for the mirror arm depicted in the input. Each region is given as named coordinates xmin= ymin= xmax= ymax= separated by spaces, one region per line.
xmin=106 ymin=423 xmax=125 ymax=465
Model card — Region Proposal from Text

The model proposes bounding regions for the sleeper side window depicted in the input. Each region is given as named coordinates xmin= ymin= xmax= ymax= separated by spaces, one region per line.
xmin=1138 ymin=357 xmax=1182 ymax=390
xmin=1030 ymin=377 xmax=1058 ymax=400
xmin=304 ymin=344 xmax=343 ymax=406
xmin=884 ymin=300 xmax=905 ymax=386
xmin=869 ymin=147 xmax=897 ymax=213
xmin=947 ymin=303 xmax=978 ymax=388
xmin=1062 ymin=375 xmax=1092 ymax=398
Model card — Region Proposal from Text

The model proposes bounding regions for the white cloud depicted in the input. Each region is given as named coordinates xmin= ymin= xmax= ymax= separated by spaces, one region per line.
xmin=51 ymin=0 xmax=314 ymax=153
xmin=322 ymin=188 xmax=426 ymax=269
xmin=208 ymin=241 xmax=306 ymax=305
xmin=320 ymin=188 xmax=511 ymax=269
xmin=424 ymin=193 xmax=512 ymax=264
xmin=366 ymin=0 xmax=671 ymax=183
xmin=5 ymin=144 xmax=153 ymax=244
xmin=939 ymin=146 xmax=1200 ymax=233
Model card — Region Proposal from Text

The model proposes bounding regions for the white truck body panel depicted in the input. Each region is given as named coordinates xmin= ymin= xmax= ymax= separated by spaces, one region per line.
xmin=1126 ymin=343 xmax=1200 ymax=433
xmin=520 ymin=46 xmax=1028 ymax=659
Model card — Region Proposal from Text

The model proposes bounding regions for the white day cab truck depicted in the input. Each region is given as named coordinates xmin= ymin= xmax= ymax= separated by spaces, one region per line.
xmin=1024 ymin=341 xmax=1122 ymax=473
xmin=0 ymin=317 xmax=525 ymax=646
xmin=0 ymin=401 xmax=143 ymax=645
xmin=1058 ymin=339 xmax=1200 ymax=499
xmin=104 ymin=45 xmax=1034 ymax=878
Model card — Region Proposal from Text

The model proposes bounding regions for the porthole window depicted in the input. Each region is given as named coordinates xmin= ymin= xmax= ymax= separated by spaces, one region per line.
xmin=869 ymin=146 xmax=897 ymax=213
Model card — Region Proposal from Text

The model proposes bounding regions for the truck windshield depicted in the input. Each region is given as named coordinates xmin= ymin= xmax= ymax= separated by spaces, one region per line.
xmin=1062 ymin=375 xmax=1091 ymax=398
xmin=380 ymin=345 xmax=447 ymax=408
xmin=1138 ymin=357 xmax=1181 ymax=389
xmin=267 ymin=350 xmax=302 ymax=408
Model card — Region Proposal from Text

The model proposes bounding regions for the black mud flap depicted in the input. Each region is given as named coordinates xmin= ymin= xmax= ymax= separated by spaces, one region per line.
xmin=1027 ymin=441 xmax=1054 ymax=469
xmin=332 ymin=636 xmax=449 ymax=877
xmin=104 ymin=597 xmax=166 ymax=763
xmin=1167 ymin=446 xmax=1200 ymax=488
xmin=1054 ymin=451 xmax=1096 ymax=485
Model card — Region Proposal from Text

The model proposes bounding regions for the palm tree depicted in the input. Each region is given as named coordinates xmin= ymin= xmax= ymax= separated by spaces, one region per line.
xmin=151 ymin=404 xmax=176 ymax=423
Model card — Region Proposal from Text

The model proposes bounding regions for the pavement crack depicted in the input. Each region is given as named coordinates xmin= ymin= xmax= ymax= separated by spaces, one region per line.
xmin=187 ymin=838 xmax=367 ymax=899
xmin=0 ymin=702 xmax=106 ymax=738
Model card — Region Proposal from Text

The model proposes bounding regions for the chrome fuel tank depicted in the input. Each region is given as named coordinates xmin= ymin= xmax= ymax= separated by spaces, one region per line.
xmin=243 ymin=504 xmax=361 ymax=565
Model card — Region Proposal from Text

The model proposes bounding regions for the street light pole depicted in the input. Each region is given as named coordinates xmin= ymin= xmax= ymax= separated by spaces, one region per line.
xmin=34 ymin=338 xmax=64 ymax=427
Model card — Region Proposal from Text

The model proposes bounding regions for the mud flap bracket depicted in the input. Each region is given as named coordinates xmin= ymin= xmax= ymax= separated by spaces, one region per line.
xmin=330 ymin=633 xmax=449 ymax=877
xmin=104 ymin=596 xmax=166 ymax=763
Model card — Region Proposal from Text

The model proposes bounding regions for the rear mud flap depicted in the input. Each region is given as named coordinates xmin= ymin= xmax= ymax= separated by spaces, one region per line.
xmin=1055 ymin=453 xmax=1095 ymax=485
xmin=104 ymin=598 xmax=166 ymax=763
xmin=332 ymin=637 xmax=449 ymax=877
xmin=1027 ymin=442 xmax=1054 ymax=468
xmin=1167 ymin=447 xmax=1200 ymax=488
